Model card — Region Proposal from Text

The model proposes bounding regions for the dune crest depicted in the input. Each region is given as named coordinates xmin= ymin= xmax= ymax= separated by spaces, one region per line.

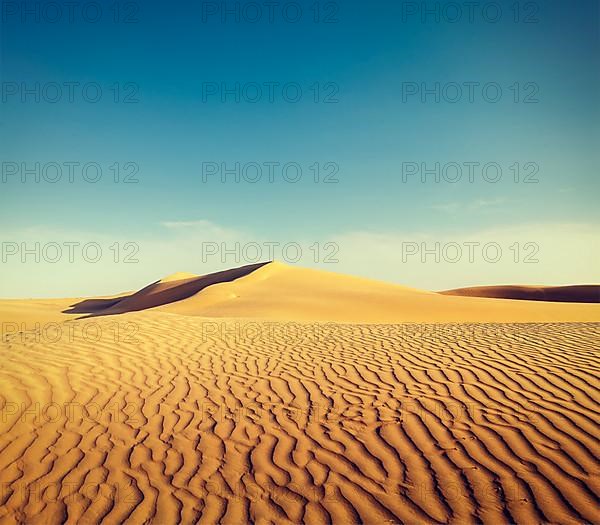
xmin=52 ymin=261 xmax=600 ymax=323
xmin=128 ymin=262 xmax=600 ymax=323
xmin=1 ymin=262 xmax=599 ymax=325
xmin=159 ymin=271 xmax=200 ymax=283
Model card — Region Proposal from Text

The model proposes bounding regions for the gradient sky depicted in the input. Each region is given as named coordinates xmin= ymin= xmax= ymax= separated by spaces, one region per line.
xmin=1 ymin=0 xmax=599 ymax=297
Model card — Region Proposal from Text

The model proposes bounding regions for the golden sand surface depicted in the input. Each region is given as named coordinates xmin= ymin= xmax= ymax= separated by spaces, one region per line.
xmin=1 ymin=263 xmax=599 ymax=524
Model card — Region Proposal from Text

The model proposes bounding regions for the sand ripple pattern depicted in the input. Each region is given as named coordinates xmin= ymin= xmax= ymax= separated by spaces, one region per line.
xmin=1 ymin=318 xmax=599 ymax=524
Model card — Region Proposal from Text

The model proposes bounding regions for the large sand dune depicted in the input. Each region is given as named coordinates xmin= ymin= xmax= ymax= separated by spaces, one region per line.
xmin=1 ymin=263 xmax=599 ymax=524
xmin=51 ymin=261 xmax=600 ymax=323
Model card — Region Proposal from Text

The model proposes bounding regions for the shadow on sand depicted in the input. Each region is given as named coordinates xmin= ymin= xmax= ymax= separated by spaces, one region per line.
xmin=63 ymin=261 xmax=270 ymax=319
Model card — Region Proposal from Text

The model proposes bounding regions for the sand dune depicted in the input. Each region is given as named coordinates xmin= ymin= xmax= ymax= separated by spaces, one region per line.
xmin=155 ymin=262 xmax=600 ymax=322
xmin=52 ymin=261 xmax=600 ymax=323
xmin=441 ymin=284 xmax=600 ymax=303
xmin=0 ymin=263 xmax=599 ymax=524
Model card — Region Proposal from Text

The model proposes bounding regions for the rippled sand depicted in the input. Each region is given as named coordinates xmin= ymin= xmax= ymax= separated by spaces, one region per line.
xmin=1 ymin=263 xmax=598 ymax=524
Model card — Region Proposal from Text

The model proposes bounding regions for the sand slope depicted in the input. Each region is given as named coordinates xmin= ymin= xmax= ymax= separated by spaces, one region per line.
xmin=1 ymin=263 xmax=599 ymax=524
xmin=157 ymin=262 xmax=600 ymax=322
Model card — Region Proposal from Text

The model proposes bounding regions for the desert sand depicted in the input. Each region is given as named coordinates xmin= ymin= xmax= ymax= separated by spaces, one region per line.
xmin=0 ymin=262 xmax=599 ymax=524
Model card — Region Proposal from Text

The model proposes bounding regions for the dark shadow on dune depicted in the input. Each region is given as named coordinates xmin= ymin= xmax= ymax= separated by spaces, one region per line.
xmin=440 ymin=285 xmax=600 ymax=303
xmin=63 ymin=261 xmax=271 ymax=318
xmin=63 ymin=297 xmax=127 ymax=314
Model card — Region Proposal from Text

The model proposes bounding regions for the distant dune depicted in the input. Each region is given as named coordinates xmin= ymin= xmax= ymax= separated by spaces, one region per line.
xmin=1 ymin=262 xmax=599 ymax=524
xmin=441 ymin=284 xmax=600 ymax=303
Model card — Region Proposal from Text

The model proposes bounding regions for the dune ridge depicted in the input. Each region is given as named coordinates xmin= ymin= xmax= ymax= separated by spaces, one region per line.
xmin=441 ymin=284 xmax=600 ymax=304
xmin=52 ymin=261 xmax=600 ymax=323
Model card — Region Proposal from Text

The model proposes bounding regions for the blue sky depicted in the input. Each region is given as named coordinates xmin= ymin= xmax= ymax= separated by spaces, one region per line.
xmin=1 ymin=0 xmax=598 ymax=296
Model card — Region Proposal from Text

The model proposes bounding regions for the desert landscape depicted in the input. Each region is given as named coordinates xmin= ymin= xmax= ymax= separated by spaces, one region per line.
xmin=0 ymin=261 xmax=599 ymax=525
